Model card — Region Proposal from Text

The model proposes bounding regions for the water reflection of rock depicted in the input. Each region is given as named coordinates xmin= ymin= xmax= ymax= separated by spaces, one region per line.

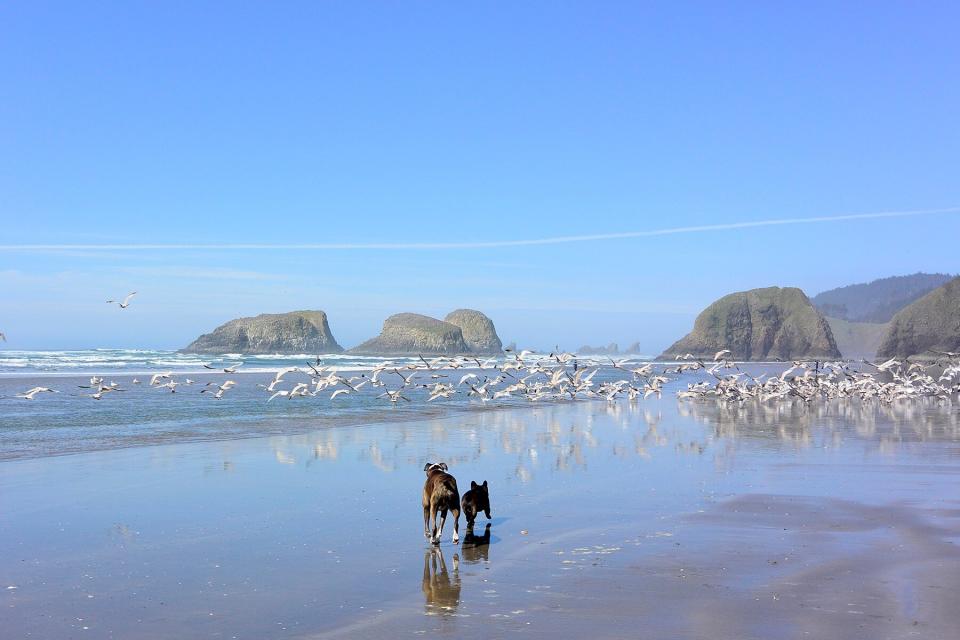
xmin=422 ymin=547 xmax=460 ymax=615
xmin=461 ymin=524 xmax=491 ymax=564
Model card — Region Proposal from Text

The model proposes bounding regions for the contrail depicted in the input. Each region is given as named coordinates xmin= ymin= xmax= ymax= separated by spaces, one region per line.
xmin=2 ymin=206 xmax=957 ymax=251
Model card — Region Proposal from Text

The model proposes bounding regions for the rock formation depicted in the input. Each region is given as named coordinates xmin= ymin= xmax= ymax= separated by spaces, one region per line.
xmin=876 ymin=276 xmax=960 ymax=360
xmin=578 ymin=343 xmax=619 ymax=355
xmin=658 ymin=287 xmax=840 ymax=361
xmin=349 ymin=313 xmax=471 ymax=356
xmin=182 ymin=311 xmax=343 ymax=354
xmin=444 ymin=309 xmax=503 ymax=355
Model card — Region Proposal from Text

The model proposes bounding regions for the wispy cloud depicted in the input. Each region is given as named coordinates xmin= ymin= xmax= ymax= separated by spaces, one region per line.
xmin=118 ymin=266 xmax=288 ymax=281
xmin=1 ymin=206 xmax=958 ymax=251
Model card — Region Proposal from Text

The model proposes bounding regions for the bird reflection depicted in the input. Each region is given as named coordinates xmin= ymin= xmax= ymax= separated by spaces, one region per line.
xmin=461 ymin=523 xmax=491 ymax=564
xmin=422 ymin=547 xmax=460 ymax=614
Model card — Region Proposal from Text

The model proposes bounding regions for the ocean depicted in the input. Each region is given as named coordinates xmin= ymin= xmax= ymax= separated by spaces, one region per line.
xmin=0 ymin=349 xmax=658 ymax=461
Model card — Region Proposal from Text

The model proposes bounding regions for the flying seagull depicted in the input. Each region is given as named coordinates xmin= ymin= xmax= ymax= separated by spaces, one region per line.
xmin=15 ymin=387 xmax=58 ymax=400
xmin=107 ymin=292 xmax=137 ymax=309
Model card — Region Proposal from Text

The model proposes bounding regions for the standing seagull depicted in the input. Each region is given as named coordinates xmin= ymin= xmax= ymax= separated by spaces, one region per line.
xmin=107 ymin=292 xmax=137 ymax=309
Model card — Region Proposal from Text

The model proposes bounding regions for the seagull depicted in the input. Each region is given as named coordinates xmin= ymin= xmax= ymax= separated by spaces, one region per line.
xmin=15 ymin=386 xmax=58 ymax=400
xmin=106 ymin=292 xmax=137 ymax=309
xmin=0 ymin=331 xmax=6 ymax=341
xmin=201 ymin=380 xmax=236 ymax=400
xmin=377 ymin=389 xmax=410 ymax=403
xmin=330 ymin=388 xmax=351 ymax=400
xmin=149 ymin=372 xmax=173 ymax=386
xmin=713 ymin=349 xmax=731 ymax=362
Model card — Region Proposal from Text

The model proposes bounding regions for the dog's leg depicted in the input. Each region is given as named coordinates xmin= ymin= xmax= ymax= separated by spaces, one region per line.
xmin=436 ymin=507 xmax=447 ymax=544
xmin=430 ymin=503 xmax=441 ymax=544
xmin=423 ymin=504 xmax=431 ymax=539
xmin=451 ymin=507 xmax=460 ymax=544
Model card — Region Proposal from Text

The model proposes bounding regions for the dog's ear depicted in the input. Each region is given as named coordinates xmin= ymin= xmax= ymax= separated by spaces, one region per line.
xmin=423 ymin=462 xmax=433 ymax=472
xmin=471 ymin=480 xmax=478 ymax=489
xmin=439 ymin=462 xmax=448 ymax=471
xmin=482 ymin=480 xmax=488 ymax=488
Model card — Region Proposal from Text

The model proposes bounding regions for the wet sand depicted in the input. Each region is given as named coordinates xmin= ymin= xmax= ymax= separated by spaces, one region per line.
xmin=2 ymin=400 xmax=959 ymax=638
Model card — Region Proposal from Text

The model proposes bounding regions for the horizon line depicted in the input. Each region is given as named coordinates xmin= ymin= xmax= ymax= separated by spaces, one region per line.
xmin=2 ymin=206 xmax=959 ymax=251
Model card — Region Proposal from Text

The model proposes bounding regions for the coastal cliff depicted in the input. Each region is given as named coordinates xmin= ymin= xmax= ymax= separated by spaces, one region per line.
xmin=876 ymin=276 xmax=960 ymax=360
xmin=658 ymin=287 xmax=840 ymax=361
xmin=182 ymin=311 xmax=343 ymax=354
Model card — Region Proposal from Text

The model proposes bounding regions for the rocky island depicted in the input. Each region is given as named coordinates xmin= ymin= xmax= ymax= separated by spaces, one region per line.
xmin=876 ymin=276 xmax=960 ymax=360
xmin=349 ymin=310 xmax=503 ymax=356
xmin=444 ymin=309 xmax=503 ymax=354
xmin=658 ymin=286 xmax=840 ymax=361
xmin=182 ymin=310 xmax=343 ymax=354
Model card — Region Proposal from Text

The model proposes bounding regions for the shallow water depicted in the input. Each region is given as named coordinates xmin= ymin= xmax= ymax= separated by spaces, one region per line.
xmin=2 ymin=398 xmax=959 ymax=638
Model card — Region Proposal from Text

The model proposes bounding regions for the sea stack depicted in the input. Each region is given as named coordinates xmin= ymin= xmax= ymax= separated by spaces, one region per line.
xmin=876 ymin=276 xmax=960 ymax=360
xmin=182 ymin=310 xmax=343 ymax=354
xmin=349 ymin=310 xmax=503 ymax=356
xmin=658 ymin=287 xmax=840 ymax=361
xmin=444 ymin=309 xmax=503 ymax=355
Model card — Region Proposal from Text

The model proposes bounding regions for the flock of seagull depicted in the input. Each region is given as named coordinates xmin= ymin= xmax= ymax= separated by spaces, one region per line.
xmin=6 ymin=291 xmax=960 ymax=405
xmin=10 ymin=347 xmax=960 ymax=406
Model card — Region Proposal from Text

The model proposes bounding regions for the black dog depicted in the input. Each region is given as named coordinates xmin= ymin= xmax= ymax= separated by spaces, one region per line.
xmin=460 ymin=480 xmax=491 ymax=527
xmin=422 ymin=462 xmax=461 ymax=544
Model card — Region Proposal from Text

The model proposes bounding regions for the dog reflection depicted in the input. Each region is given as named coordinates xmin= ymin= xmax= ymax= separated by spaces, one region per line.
xmin=422 ymin=547 xmax=460 ymax=613
xmin=461 ymin=523 xmax=491 ymax=563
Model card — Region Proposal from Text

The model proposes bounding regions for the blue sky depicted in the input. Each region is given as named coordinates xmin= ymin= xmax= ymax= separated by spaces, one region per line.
xmin=2 ymin=2 xmax=959 ymax=351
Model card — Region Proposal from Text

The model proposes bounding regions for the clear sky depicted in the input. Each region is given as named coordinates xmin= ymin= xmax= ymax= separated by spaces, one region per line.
xmin=2 ymin=2 xmax=959 ymax=352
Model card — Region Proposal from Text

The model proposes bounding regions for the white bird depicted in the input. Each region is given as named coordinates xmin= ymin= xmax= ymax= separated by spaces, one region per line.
xmin=267 ymin=390 xmax=290 ymax=402
xmin=330 ymin=389 xmax=351 ymax=400
xmin=378 ymin=389 xmax=410 ymax=403
xmin=713 ymin=349 xmax=731 ymax=362
xmin=0 ymin=331 xmax=6 ymax=341
xmin=202 ymin=380 xmax=236 ymax=398
xmin=15 ymin=386 xmax=58 ymax=400
xmin=106 ymin=292 xmax=137 ymax=308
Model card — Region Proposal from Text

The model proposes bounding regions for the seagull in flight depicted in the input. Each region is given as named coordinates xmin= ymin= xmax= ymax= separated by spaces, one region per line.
xmin=204 ymin=361 xmax=244 ymax=373
xmin=15 ymin=387 xmax=58 ymax=400
xmin=106 ymin=292 xmax=137 ymax=309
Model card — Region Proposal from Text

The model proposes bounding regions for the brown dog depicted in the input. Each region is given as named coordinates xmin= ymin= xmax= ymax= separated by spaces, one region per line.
xmin=422 ymin=462 xmax=461 ymax=544
xmin=460 ymin=480 xmax=491 ymax=526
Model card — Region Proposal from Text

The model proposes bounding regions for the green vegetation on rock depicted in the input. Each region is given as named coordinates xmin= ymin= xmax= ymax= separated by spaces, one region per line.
xmin=876 ymin=276 xmax=960 ymax=360
xmin=812 ymin=273 xmax=953 ymax=323
xmin=658 ymin=287 xmax=840 ymax=361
